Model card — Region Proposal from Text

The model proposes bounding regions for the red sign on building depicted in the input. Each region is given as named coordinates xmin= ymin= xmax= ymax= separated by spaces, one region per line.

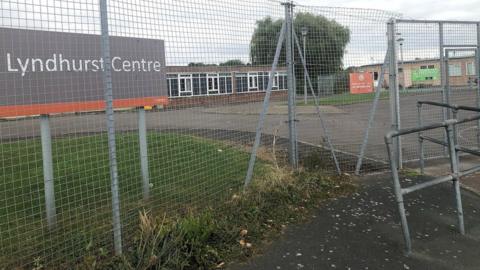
xmin=349 ymin=72 xmax=374 ymax=94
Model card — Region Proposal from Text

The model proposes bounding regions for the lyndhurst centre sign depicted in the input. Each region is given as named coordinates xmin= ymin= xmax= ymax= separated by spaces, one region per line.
xmin=0 ymin=27 xmax=169 ymax=117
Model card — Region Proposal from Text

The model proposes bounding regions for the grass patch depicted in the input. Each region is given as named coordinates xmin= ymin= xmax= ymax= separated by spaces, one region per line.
xmin=0 ymin=132 xmax=264 ymax=267
xmin=77 ymin=166 xmax=356 ymax=270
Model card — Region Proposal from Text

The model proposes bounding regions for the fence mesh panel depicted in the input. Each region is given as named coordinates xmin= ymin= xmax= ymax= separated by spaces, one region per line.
xmin=392 ymin=21 xmax=479 ymax=163
xmin=5 ymin=0 xmax=477 ymax=267
xmin=293 ymin=5 xmax=399 ymax=172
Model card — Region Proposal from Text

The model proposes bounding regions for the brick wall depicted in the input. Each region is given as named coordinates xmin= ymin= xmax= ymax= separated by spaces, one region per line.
xmin=166 ymin=91 xmax=287 ymax=108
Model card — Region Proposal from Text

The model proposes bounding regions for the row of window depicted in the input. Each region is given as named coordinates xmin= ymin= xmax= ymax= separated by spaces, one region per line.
xmin=167 ymin=72 xmax=288 ymax=97
xmin=419 ymin=63 xmax=476 ymax=77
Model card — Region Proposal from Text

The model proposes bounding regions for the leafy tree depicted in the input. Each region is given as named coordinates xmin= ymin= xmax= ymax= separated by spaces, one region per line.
xmin=187 ymin=62 xmax=217 ymax=67
xmin=250 ymin=12 xmax=350 ymax=93
xmin=219 ymin=59 xmax=246 ymax=66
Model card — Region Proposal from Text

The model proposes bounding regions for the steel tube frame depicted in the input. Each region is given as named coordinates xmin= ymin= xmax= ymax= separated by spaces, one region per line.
xmin=385 ymin=137 xmax=411 ymax=254
xmin=303 ymin=34 xmax=307 ymax=105
xmin=244 ymin=21 xmax=286 ymax=188
xmin=421 ymin=135 xmax=480 ymax=157
xmin=476 ymin=23 xmax=480 ymax=149
xmin=293 ymin=32 xmax=341 ymax=174
xmin=439 ymin=22 xmax=449 ymax=156
xmin=443 ymin=44 xmax=479 ymax=48
xmin=386 ymin=114 xmax=480 ymax=254
xmin=417 ymin=100 xmax=480 ymax=170
xmin=396 ymin=19 xmax=480 ymax=24
xmin=355 ymin=51 xmax=390 ymax=175
xmin=138 ymin=108 xmax=150 ymax=200
xmin=388 ymin=19 xmax=402 ymax=169
xmin=446 ymin=124 xmax=465 ymax=235
xmin=99 ymin=0 xmax=122 ymax=255
xmin=402 ymin=174 xmax=454 ymax=195
xmin=285 ymin=1 xmax=298 ymax=169
xmin=40 ymin=114 xmax=57 ymax=230
xmin=417 ymin=104 xmax=425 ymax=174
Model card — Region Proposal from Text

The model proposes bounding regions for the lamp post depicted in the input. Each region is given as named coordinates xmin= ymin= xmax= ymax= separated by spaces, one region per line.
xmin=301 ymin=26 xmax=308 ymax=104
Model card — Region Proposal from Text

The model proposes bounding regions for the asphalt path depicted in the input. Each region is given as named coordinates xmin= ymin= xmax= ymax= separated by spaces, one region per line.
xmin=1 ymin=88 xmax=479 ymax=172
xmin=230 ymin=172 xmax=480 ymax=270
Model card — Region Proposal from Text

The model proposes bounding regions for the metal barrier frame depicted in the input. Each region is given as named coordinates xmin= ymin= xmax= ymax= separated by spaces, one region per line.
xmin=385 ymin=112 xmax=480 ymax=255
xmin=356 ymin=19 xmax=480 ymax=174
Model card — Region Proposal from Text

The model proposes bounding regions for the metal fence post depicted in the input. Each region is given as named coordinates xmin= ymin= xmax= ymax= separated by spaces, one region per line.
xmin=417 ymin=104 xmax=425 ymax=174
xmin=244 ymin=21 xmax=286 ymax=187
xmin=138 ymin=108 xmax=150 ymax=200
xmin=385 ymin=135 xmax=411 ymax=255
xmin=40 ymin=114 xmax=57 ymax=230
xmin=476 ymin=23 xmax=480 ymax=149
xmin=303 ymin=33 xmax=307 ymax=104
xmin=439 ymin=22 xmax=449 ymax=156
xmin=285 ymin=1 xmax=298 ymax=169
xmin=99 ymin=0 xmax=122 ymax=255
xmin=293 ymin=32 xmax=341 ymax=175
xmin=355 ymin=50 xmax=389 ymax=175
xmin=446 ymin=124 xmax=465 ymax=235
xmin=387 ymin=19 xmax=402 ymax=169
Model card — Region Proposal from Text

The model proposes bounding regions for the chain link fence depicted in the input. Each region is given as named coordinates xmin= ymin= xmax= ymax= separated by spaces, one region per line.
xmin=6 ymin=0 xmax=478 ymax=267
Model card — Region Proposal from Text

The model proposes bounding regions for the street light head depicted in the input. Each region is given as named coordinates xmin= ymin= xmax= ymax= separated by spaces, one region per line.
xmin=301 ymin=26 xmax=308 ymax=36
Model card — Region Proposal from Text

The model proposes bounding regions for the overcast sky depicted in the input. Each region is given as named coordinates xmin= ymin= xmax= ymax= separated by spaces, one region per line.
xmin=0 ymin=0 xmax=477 ymax=67
xmin=299 ymin=0 xmax=480 ymax=21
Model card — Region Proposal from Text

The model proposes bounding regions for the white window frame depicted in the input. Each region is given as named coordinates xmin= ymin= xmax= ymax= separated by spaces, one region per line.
xmin=448 ymin=63 xmax=462 ymax=77
xmin=272 ymin=72 xmax=279 ymax=89
xmin=248 ymin=72 xmax=258 ymax=91
xmin=466 ymin=62 xmax=476 ymax=76
xmin=167 ymin=74 xmax=179 ymax=97
xmin=277 ymin=72 xmax=287 ymax=90
xmin=207 ymin=73 xmax=219 ymax=95
xmin=218 ymin=73 xmax=232 ymax=95
xmin=235 ymin=73 xmax=248 ymax=93
xmin=178 ymin=74 xmax=193 ymax=95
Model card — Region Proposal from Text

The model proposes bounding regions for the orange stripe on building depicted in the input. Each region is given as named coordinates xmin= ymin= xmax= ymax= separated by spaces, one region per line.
xmin=0 ymin=96 xmax=169 ymax=117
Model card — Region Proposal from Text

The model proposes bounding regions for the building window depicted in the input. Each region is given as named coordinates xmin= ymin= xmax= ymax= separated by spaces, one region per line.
xmin=218 ymin=73 xmax=232 ymax=94
xmin=257 ymin=72 xmax=269 ymax=91
xmin=248 ymin=72 xmax=258 ymax=91
xmin=199 ymin=73 xmax=208 ymax=95
xmin=448 ymin=63 xmax=462 ymax=77
xmin=467 ymin=62 xmax=476 ymax=76
xmin=179 ymin=74 xmax=192 ymax=96
xmin=420 ymin=65 xmax=435 ymax=70
xmin=373 ymin=71 xmax=379 ymax=81
xmin=272 ymin=73 xmax=279 ymax=89
xmin=167 ymin=74 xmax=179 ymax=97
xmin=207 ymin=73 xmax=219 ymax=94
xmin=277 ymin=72 xmax=287 ymax=90
xmin=236 ymin=73 xmax=249 ymax=93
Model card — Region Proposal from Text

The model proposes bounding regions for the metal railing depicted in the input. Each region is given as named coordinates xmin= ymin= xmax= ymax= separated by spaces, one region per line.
xmin=385 ymin=107 xmax=480 ymax=255
xmin=417 ymin=100 xmax=480 ymax=173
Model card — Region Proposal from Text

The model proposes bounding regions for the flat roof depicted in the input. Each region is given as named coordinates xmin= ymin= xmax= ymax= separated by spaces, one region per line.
xmin=165 ymin=65 xmax=287 ymax=73
xmin=354 ymin=55 xmax=476 ymax=69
